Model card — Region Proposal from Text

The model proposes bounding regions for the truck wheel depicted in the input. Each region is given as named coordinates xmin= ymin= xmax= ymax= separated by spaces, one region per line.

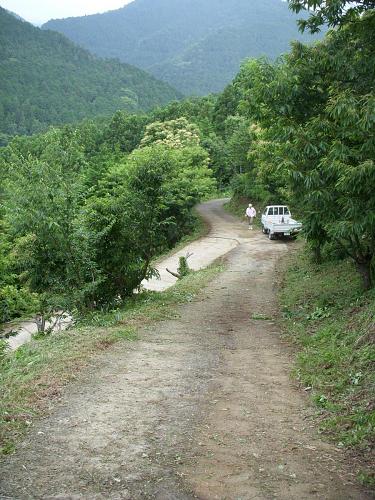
xmin=269 ymin=232 xmax=275 ymax=240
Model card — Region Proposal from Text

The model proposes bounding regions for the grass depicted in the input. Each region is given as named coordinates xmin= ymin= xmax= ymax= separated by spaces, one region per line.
xmin=0 ymin=263 xmax=223 ymax=455
xmin=278 ymin=247 xmax=375 ymax=483
xmin=251 ymin=313 xmax=273 ymax=321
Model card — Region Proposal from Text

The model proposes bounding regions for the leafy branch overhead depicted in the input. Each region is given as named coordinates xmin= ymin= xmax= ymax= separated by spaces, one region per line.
xmin=289 ymin=0 xmax=375 ymax=32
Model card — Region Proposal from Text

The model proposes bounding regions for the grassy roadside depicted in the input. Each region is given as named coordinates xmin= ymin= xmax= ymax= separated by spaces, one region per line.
xmin=0 ymin=263 xmax=223 ymax=456
xmin=278 ymin=247 xmax=375 ymax=485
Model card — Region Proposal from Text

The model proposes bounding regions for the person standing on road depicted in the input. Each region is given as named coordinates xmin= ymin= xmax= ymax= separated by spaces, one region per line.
xmin=245 ymin=203 xmax=257 ymax=230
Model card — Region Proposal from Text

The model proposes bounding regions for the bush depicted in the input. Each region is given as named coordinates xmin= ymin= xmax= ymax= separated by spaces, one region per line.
xmin=0 ymin=285 xmax=39 ymax=324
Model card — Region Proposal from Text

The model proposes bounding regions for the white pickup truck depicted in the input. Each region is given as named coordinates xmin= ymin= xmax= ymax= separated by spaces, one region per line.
xmin=261 ymin=205 xmax=302 ymax=240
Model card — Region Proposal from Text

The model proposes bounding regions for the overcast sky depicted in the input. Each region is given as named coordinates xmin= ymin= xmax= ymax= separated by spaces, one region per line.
xmin=1 ymin=0 xmax=134 ymax=25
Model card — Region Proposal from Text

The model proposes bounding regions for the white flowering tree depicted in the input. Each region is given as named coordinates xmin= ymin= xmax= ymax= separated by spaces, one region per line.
xmin=140 ymin=117 xmax=201 ymax=149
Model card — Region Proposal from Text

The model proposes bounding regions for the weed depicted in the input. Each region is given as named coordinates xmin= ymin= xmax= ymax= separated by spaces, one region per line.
xmin=359 ymin=471 xmax=375 ymax=488
xmin=0 ymin=441 xmax=15 ymax=455
xmin=305 ymin=306 xmax=331 ymax=321
xmin=278 ymin=248 xmax=375 ymax=470
xmin=251 ymin=313 xmax=272 ymax=320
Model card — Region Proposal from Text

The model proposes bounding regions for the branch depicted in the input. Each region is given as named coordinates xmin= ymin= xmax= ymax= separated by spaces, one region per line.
xmin=166 ymin=268 xmax=180 ymax=279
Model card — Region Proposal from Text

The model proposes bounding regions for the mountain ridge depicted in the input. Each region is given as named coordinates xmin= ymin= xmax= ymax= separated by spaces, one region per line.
xmin=0 ymin=7 xmax=181 ymax=141
xmin=43 ymin=0 xmax=322 ymax=95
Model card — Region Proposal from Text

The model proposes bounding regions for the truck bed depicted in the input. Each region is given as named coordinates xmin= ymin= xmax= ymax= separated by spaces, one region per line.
xmin=262 ymin=219 xmax=302 ymax=238
xmin=268 ymin=220 xmax=302 ymax=233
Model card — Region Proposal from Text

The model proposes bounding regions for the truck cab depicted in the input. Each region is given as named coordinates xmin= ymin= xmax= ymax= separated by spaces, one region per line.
xmin=262 ymin=205 xmax=291 ymax=224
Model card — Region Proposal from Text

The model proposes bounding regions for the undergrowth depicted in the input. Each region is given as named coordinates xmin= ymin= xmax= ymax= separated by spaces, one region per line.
xmin=279 ymin=248 xmax=374 ymax=482
xmin=0 ymin=263 xmax=222 ymax=455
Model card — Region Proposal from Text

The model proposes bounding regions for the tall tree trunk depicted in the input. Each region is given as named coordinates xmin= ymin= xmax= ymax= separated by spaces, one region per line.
xmin=356 ymin=260 xmax=372 ymax=291
xmin=311 ymin=241 xmax=322 ymax=264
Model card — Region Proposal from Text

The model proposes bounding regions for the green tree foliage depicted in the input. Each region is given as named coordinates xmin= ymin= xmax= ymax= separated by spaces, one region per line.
xmin=151 ymin=96 xmax=217 ymax=137
xmin=140 ymin=117 xmax=201 ymax=148
xmin=289 ymin=0 xmax=375 ymax=32
xmin=42 ymin=0 xmax=322 ymax=95
xmin=0 ymin=220 xmax=40 ymax=323
xmin=3 ymin=129 xmax=99 ymax=313
xmin=210 ymin=62 xmax=264 ymax=195
xmin=0 ymin=8 xmax=181 ymax=140
xmin=238 ymin=10 xmax=375 ymax=288
xmin=0 ymin=115 xmax=215 ymax=320
xmin=73 ymin=142 xmax=214 ymax=303
xmin=105 ymin=112 xmax=149 ymax=153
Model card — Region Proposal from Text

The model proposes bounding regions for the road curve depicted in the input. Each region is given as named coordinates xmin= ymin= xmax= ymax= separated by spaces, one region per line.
xmin=143 ymin=198 xmax=250 ymax=291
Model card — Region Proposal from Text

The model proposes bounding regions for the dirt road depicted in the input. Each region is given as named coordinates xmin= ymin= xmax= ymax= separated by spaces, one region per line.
xmin=0 ymin=200 xmax=370 ymax=499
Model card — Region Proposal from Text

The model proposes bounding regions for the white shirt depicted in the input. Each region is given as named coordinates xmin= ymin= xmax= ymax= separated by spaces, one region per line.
xmin=246 ymin=207 xmax=256 ymax=217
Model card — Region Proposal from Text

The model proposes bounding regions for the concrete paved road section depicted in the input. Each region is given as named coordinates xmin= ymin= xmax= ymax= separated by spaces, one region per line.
xmin=143 ymin=199 xmax=247 ymax=291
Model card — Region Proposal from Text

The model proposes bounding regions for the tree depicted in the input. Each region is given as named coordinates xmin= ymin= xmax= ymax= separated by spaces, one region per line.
xmin=201 ymin=133 xmax=231 ymax=188
xmin=3 ymin=128 xmax=99 ymax=313
xmin=140 ymin=117 xmax=201 ymax=149
xmin=106 ymin=111 xmax=149 ymax=152
xmin=289 ymin=0 xmax=375 ymax=32
xmin=83 ymin=143 xmax=215 ymax=302
xmin=289 ymin=90 xmax=375 ymax=287
xmin=239 ymin=16 xmax=375 ymax=288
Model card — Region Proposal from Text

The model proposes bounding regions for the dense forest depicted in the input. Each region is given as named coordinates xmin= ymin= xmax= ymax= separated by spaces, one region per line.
xmin=0 ymin=109 xmax=216 ymax=324
xmin=43 ymin=0 xmax=322 ymax=95
xmin=0 ymin=7 xmax=181 ymax=143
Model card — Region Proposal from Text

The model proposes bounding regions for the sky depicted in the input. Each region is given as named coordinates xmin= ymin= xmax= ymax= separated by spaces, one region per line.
xmin=1 ymin=0 xmax=134 ymax=25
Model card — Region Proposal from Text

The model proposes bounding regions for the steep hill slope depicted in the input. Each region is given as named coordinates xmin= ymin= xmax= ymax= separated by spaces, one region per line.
xmin=43 ymin=0 xmax=321 ymax=95
xmin=0 ymin=7 xmax=181 ymax=141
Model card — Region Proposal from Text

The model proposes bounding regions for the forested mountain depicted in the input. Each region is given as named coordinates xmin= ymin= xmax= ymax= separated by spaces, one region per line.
xmin=43 ymin=0 xmax=321 ymax=95
xmin=4 ymin=8 xmax=26 ymax=22
xmin=0 ymin=7 xmax=181 ymax=142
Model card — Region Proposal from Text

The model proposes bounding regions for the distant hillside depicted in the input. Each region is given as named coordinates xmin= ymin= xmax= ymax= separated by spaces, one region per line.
xmin=43 ymin=0 xmax=322 ymax=95
xmin=0 ymin=7 xmax=181 ymax=142
xmin=4 ymin=8 xmax=26 ymax=22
